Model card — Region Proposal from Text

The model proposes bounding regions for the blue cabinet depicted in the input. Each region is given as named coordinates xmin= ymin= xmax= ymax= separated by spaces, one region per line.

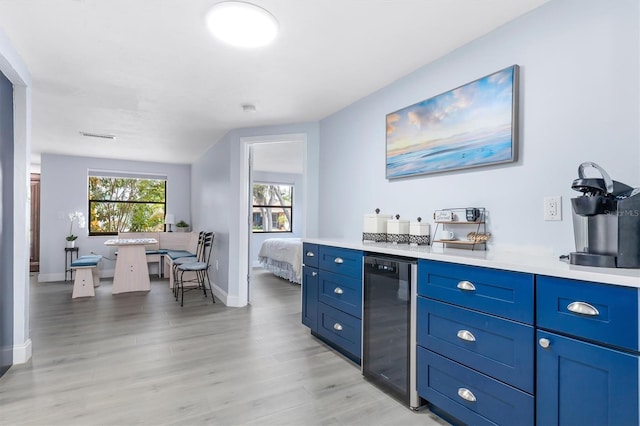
xmin=301 ymin=263 xmax=318 ymax=331
xmin=536 ymin=277 xmax=640 ymax=426
xmin=301 ymin=243 xmax=363 ymax=363
xmin=536 ymin=330 xmax=639 ymax=426
xmin=301 ymin=243 xmax=319 ymax=331
xmin=416 ymin=260 xmax=534 ymax=425
xmin=303 ymin=245 xmax=639 ymax=426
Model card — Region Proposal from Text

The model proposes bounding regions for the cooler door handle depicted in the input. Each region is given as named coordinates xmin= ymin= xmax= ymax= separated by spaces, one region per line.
xmin=567 ymin=301 xmax=599 ymax=316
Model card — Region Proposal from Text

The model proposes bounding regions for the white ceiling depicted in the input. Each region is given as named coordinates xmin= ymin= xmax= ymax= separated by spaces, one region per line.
xmin=0 ymin=0 xmax=550 ymax=167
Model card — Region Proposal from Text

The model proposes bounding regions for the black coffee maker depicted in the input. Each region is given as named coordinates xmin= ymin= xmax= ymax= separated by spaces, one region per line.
xmin=570 ymin=162 xmax=640 ymax=268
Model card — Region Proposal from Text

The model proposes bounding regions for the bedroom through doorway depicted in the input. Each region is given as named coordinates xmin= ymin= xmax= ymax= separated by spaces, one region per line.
xmin=242 ymin=135 xmax=306 ymax=305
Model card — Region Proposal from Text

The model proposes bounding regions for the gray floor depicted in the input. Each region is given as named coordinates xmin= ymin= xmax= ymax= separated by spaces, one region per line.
xmin=0 ymin=269 xmax=448 ymax=426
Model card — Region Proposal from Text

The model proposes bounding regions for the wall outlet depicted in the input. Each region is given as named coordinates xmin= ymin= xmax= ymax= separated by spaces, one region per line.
xmin=544 ymin=196 xmax=562 ymax=221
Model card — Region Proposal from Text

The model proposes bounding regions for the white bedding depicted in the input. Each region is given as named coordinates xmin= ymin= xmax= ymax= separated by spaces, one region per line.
xmin=258 ymin=238 xmax=302 ymax=284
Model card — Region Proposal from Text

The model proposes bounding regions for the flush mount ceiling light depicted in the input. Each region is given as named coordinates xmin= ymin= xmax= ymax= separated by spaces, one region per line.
xmin=205 ymin=1 xmax=279 ymax=48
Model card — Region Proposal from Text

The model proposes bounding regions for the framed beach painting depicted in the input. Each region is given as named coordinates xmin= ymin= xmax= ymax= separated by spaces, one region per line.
xmin=386 ymin=65 xmax=519 ymax=179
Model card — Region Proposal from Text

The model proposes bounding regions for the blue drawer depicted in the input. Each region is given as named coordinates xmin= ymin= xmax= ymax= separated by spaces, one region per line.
xmin=302 ymin=243 xmax=319 ymax=268
xmin=418 ymin=260 xmax=534 ymax=324
xmin=417 ymin=297 xmax=534 ymax=393
xmin=537 ymin=275 xmax=639 ymax=351
xmin=317 ymin=302 xmax=361 ymax=361
xmin=417 ymin=348 xmax=534 ymax=426
xmin=319 ymin=270 xmax=362 ymax=318
xmin=319 ymin=246 xmax=363 ymax=278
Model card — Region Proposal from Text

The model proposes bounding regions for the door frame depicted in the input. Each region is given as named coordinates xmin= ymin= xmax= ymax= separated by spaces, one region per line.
xmin=237 ymin=133 xmax=307 ymax=306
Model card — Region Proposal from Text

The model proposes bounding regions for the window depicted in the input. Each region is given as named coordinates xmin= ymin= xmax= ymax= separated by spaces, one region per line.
xmin=88 ymin=173 xmax=166 ymax=236
xmin=252 ymin=183 xmax=292 ymax=233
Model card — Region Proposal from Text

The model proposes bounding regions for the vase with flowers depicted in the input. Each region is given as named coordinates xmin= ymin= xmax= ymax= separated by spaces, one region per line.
xmin=66 ymin=211 xmax=85 ymax=248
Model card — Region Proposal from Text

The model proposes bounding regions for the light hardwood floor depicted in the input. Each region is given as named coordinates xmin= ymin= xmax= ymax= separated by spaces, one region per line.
xmin=0 ymin=269 xmax=449 ymax=426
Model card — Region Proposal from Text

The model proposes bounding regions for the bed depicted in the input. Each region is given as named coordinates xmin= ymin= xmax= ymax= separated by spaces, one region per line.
xmin=257 ymin=237 xmax=303 ymax=284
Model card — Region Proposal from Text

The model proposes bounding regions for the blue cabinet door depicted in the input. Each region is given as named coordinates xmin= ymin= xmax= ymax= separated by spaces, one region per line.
xmin=302 ymin=266 xmax=318 ymax=331
xmin=537 ymin=330 xmax=639 ymax=426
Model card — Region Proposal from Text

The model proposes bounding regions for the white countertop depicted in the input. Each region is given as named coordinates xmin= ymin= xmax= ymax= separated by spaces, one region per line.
xmin=104 ymin=238 xmax=158 ymax=246
xmin=303 ymin=238 xmax=640 ymax=288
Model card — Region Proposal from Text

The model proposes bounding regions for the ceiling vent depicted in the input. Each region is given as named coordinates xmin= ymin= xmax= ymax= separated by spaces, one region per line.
xmin=79 ymin=131 xmax=116 ymax=140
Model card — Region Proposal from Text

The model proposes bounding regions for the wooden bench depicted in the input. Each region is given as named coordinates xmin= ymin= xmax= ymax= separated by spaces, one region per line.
xmin=70 ymin=255 xmax=102 ymax=298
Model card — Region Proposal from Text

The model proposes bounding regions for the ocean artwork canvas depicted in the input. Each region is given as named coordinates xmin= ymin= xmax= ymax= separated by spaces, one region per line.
xmin=386 ymin=65 xmax=519 ymax=179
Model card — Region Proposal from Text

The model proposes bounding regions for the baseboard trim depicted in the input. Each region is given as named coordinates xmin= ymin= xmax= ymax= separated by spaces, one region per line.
xmin=37 ymin=273 xmax=66 ymax=282
xmin=211 ymin=282 xmax=245 ymax=307
xmin=13 ymin=339 xmax=32 ymax=364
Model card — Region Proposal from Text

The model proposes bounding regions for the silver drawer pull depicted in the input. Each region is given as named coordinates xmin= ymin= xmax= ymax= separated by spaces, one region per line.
xmin=567 ymin=301 xmax=599 ymax=316
xmin=457 ymin=280 xmax=476 ymax=291
xmin=306 ymin=251 xmax=315 ymax=257
xmin=311 ymin=272 xmax=318 ymax=277
xmin=457 ymin=330 xmax=476 ymax=342
xmin=334 ymin=257 xmax=344 ymax=264
xmin=539 ymin=338 xmax=550 ymax=349
xmin=333 ymin=323 xmax=343 ymax=331
xmin=334 ymin=287 xmax=344 ymax=295
xmin=457 ymin=388 xmax=476 ymax=402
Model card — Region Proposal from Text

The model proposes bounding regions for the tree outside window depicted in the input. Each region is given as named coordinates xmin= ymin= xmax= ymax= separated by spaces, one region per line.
xmin=252 ymin=183 xmax=292 ymax=233
xmin=88 ymin=176 xmax=166 ymax=235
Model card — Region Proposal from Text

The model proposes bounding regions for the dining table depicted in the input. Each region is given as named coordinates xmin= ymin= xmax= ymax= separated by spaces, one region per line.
xmin=104 ymin=238 xmax=158 ymax=294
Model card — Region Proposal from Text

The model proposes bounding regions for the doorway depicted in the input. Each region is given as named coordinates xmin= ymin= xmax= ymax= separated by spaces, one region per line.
xmin=30 ymin=173 xmax=40 ymax=272
xmin=238 ymin=133 xmax=307 ymax=306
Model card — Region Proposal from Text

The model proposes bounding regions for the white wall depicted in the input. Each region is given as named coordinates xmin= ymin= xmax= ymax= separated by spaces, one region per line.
xmin=251 ymin=171 xmax=304 ymax=266
xmin=39 ymin=154 xmax=191 ymax=281
xmin=318 ymin=0 xmax=640 ymax=257
xmin=0 ymin=27 xmax=32 ymax=364
xmin=191 ymin=122 xmax=319 ymax=306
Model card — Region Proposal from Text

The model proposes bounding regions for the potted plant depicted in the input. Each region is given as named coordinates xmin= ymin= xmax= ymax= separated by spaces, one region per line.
xmin=67 ymin=211 xmax=85 ymax=247
xmin=175 ymin=220 xmax=190 ymax=232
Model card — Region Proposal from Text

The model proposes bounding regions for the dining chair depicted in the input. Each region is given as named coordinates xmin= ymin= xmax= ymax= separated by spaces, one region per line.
xmin=176 ymin=231 xmax=215 ymax=306
xmin=171 ymin=231 xmax=205 ymax=298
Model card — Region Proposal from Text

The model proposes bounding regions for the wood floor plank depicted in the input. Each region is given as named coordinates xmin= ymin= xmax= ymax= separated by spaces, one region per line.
xmin=0 ymin=269 xmax=449 ymax=425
